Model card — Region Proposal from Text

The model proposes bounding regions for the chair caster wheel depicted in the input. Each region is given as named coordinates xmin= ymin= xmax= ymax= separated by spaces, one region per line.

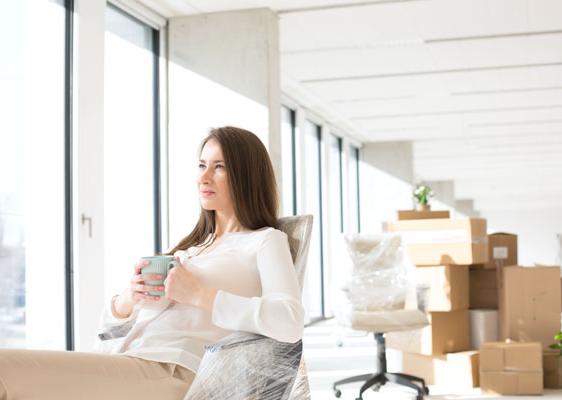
xmin=333 ymin=389 xmax=341 ymax=398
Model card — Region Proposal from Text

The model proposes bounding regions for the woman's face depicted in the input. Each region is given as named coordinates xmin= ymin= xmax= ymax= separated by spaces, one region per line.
xmin=197 ymin=139 xmax=233 ymax=212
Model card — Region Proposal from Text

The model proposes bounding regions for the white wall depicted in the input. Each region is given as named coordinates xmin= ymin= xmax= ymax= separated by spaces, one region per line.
xmin=167 ymin=8 xmax=281 ymax=249
xmin=483 ymin=208 xmax=562 ymax=267
xmin=359 ymin=141 xmax=415 ymax=233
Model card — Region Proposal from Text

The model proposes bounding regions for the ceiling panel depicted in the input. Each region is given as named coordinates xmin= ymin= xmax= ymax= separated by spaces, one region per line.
xmin=331 ymin=91 xmax=562 ymax=118
xmin=282 ymin=34 xmax=562 ymax=81
xmin=296 ymin=65 xmax=562 ymax=102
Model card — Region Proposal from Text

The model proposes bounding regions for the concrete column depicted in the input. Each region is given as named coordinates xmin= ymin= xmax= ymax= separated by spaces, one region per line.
xmin=167 ymin=8 xmax=281 ymax=243
xmin=360 ymin=141 xmax=414 ymax=232
xmin=73 ymin=0 xmax=106 ymax=351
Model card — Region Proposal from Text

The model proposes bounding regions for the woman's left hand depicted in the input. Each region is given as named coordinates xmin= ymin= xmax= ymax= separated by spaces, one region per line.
xmin=164 ymin=256 xmax=218 ymax=311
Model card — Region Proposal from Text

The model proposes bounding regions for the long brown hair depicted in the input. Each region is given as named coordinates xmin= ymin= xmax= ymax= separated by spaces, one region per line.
xmin=163 ymin=126 xmax=279 ymax=255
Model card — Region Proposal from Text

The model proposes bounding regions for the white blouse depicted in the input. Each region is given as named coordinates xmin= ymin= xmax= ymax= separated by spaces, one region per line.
xmin=96 ymin=227 xmax=305 ymax=374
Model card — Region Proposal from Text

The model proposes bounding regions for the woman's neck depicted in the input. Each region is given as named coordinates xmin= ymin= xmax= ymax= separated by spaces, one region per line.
xmin=214 ymin=210 xmax=246 ymax=237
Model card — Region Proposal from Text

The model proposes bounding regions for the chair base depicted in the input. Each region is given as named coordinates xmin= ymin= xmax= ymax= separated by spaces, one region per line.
xmin=332 ymin=333 xmax=429 ymax=400
xmin=333 ymin=371 xmax=429 ymax=400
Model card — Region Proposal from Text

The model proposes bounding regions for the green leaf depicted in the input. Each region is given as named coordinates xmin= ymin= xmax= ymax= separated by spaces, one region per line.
xmin=555 ymin=332 xmax=562 ymax=341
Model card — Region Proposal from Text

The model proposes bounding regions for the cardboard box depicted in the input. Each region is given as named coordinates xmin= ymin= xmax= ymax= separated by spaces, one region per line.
xmin=480 ymin=341 xmax=543 ymax=395
xmin=469 ymin=269 xmax=498 ymax=309
xmin=484 ymin=232 xmax=517 ymax=269
xmin=401 ymin=350 xmax=479 ymax=388
xmin=397 ymin=210 xmax=450 ymax=220
xmin=469 ymin=310 xmax=498 ymax=350
xmin=499 ymin=266 xmax=562 ymax=349
xmin=480 ymin=371 xmax=543 ymax=395
xmin=387 ymin=310 xmax=470 ymax=355
xmin=384 ymin=218 xmax=488 ymax=266
xmin=415 ymin=265 xmax=469 ymax=312
xmin=543 ymin=351 xmax=562 ymax=389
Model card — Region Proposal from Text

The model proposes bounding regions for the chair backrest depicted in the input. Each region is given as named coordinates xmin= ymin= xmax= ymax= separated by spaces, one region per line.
xmin=344 ymin=232 xmax=412 ymax=311
xmin=277 ymin=215 xmax=313 ymax=295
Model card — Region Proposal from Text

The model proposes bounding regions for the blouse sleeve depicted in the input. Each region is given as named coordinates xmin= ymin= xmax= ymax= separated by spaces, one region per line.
xmin=98 ymin=294 xmax=139 ymax=330
xmin=211 ymin=229 xmax=305 ymax=343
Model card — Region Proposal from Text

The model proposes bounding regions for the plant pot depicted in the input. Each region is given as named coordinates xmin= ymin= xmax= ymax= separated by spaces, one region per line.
xmin=416 ymin=204 xmax=431 ymax=211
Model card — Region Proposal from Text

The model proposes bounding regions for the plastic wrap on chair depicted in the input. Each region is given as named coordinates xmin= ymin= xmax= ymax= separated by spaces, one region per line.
xmin=184 ymin=331 xmax=310 ymax=400
xmin=339 ymin=233 xmax=415 ymax=313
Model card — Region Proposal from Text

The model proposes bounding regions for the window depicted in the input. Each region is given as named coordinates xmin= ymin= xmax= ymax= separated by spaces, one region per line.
xmin=349 ymin=145 xmax=361 ymax=233
xmin=329 ymin=134 xmax=344 ymax=233
xmin=104 ymin=5 xmax=161 ymax=299
xmin=280 ymin=106 xmax=296 ymax=217
xmin=0 ymin=0 xmax=69 ymax=349
xmin=302 ymin=120 xmax=325 ymax=320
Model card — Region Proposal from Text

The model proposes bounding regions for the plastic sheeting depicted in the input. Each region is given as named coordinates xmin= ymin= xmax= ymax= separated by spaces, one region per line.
xmin=96 ymin=323 xmax=310 ymax=400
xmin=184 ymin=331 xmax=310 ymax=400
xmin=343 ymin=233 xmax=415 ymax=312
xmin=97 ymin=319 xmax=134 ymax=342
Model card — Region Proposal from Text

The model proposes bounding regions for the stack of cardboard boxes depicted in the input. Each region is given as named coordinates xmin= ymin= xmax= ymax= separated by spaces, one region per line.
xmin=383 ymin=211 xmax=562 ymax=394
xmin=384 ymin=213 xmax=485 ymax=389
xmin=474 ymin=233 xmax=562 ymax=393
xmin=468 ymin=234 xmax=516 ymax=352
xmin=496 ymin=265 xmax=562 ymax=392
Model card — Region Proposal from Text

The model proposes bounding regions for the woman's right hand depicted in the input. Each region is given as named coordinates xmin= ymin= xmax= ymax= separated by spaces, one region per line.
xmin=112 ymin=259 xmax=164 ymax=318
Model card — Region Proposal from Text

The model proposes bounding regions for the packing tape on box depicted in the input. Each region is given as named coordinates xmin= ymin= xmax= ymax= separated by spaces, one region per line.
xmin=398 ymin=230 xmax=488 ymax=245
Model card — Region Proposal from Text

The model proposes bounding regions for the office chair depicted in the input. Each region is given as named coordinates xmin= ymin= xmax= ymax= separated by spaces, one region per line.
xmin=332 ymin=233 xmax=429 ymax=400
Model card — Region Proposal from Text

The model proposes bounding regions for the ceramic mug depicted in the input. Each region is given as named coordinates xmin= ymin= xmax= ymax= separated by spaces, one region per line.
xmin=140 ymin=255 xmax=177 ymax=296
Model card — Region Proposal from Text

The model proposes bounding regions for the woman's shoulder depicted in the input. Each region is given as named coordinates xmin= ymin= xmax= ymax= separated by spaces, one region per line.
xmin=241 ymin=226 xmax=288 ymax=245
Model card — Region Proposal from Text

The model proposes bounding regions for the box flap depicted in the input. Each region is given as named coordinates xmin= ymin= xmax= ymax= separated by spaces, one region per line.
xmin=480 ymin=342 xmax=542 ymax=372
xmin=489 ymin=232 xmax=517 ymax=238
xmin=504 ymin=342 xmax=542 ymax=371
xmin=480 ymin=343 xmax=505 ymax=371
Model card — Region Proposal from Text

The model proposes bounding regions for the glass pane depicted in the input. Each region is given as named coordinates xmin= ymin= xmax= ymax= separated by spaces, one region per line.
xmin=303 ymin=120 xmax=323 ymax=319
xmin=0 ymin=0 xmax=66 ymax=349
xmin=104 ymin=5 xmax=156 ymax=298
xmin=349 ymin=145 xmax=360 ymax=233
xmin=281 ymin=106 xmax=295 ymax=217
xmin=329 ymin=134 xmax=343 ymax=233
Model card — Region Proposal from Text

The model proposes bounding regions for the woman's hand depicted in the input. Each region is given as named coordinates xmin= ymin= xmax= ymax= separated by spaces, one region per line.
xmin=164 ymin=256 xmax=218 ymax=311
xmin=112 ymin=259 xmax=164 ymax=318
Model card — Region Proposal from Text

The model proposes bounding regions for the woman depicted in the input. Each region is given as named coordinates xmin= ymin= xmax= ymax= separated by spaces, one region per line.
xmin=0 ymin=126 xmax=305 ymax=399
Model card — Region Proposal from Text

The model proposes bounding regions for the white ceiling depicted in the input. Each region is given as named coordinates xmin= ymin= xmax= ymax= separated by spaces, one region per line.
xmin=144 ymin=0 xmax=562 ymax=213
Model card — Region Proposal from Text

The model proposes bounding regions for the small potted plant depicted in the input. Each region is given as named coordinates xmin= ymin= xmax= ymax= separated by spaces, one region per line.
xmin=413 ymin=184 xmax=434 ymax=211
xmin=549 ymin=331 xmax=562 ymax=355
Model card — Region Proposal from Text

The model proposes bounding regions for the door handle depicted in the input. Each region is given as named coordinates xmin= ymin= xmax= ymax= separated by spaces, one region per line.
xmin=81 ymin=213 xmax=92 ymax=238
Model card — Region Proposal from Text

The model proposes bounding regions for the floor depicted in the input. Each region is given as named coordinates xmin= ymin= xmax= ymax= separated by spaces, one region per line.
xmin=303 ymin=318 xmax=562 ymax=400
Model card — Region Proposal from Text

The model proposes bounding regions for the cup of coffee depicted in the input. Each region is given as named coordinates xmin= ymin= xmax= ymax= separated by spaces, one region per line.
xmin=141 ymin=255 xmax=178 ymax=296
